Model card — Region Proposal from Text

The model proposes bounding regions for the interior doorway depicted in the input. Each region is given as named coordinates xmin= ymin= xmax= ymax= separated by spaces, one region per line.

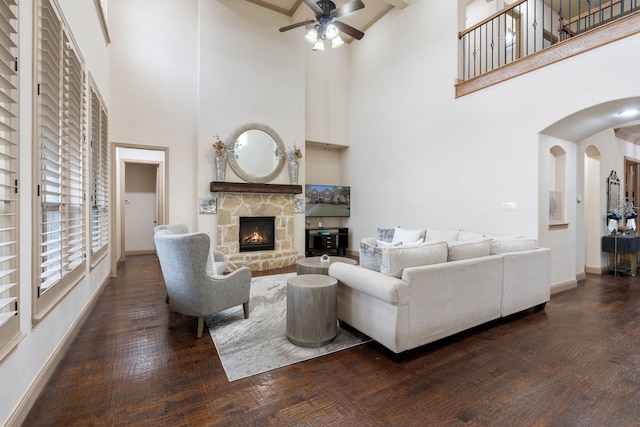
xmin=625 ymin=157 xmax=640 ymax=218
xmin=584 ymin=146 xmax=602 ymax=274
xmin=112 ymin=144 xmax=167 ymax=277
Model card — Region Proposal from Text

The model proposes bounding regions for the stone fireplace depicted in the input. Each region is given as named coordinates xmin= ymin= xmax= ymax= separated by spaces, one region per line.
xmin=216 ymin=192 xmax=298 ymax=271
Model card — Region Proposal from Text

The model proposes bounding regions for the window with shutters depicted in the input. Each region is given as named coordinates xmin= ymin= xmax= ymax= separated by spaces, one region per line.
xmin=0 ymin=0 xmax=20 ymax=360
xmin=34 ymin=0 xmax=86 ymax=320
xmin=90 ymin=80 xmax=108 ymax=264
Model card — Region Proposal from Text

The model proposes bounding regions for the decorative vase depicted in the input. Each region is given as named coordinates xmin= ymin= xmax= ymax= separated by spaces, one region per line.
xmin=288 ymin=160 xmax=299 ymax=185
xmin=215 ymin=155 xmax=226 ymax=181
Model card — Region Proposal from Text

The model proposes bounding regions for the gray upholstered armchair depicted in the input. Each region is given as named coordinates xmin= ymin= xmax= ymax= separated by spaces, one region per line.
xmin=154 ymin=226 xmax=252 ymax=338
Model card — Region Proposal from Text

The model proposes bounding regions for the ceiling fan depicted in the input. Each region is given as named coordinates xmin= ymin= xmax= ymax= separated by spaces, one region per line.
xmin=279 ymin=0 xmax=365 ymax=50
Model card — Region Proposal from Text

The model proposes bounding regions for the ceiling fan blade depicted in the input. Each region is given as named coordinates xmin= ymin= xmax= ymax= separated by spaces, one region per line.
xmin=333 ymin=20 xmax=365 ymax=40
xmin=279 ymin=19 xmax=316 ymax=33
xmin=302 ymin=0 xmax=323 ymax=14
xmin=332 ymin=0 xmax=365 ymax=19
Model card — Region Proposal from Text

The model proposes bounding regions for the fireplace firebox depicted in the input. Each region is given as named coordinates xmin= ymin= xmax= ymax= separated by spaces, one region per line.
xmin=239 ymin=216 xmax=275 ymax=252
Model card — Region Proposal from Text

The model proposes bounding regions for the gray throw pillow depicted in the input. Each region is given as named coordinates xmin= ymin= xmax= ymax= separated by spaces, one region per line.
xmin=360 ymin=240 xmax=383 ymax=271
xmin=377 ymin=228 xmax=395 ymax=243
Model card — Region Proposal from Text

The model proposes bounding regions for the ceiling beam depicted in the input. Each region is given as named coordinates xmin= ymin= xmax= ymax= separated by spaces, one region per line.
xmin=244 ymin=0 xmax=298 ymax=16
xmin=383 ymin=0 xmax=409 ymax=8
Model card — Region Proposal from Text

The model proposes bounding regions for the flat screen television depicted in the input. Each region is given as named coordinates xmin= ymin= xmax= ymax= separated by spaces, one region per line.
xmin=305 ymin=185 xmax=351 ymax=217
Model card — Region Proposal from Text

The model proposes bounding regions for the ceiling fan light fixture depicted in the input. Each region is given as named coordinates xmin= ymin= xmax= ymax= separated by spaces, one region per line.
xmin=331 ymin=35 xmax=344 ymax=48
xmin=305 ymin=28 xmax=318 ymax=44
xmin=325 ymin=23 xmax=339 ymax=39
xmin=312 ymin=39 xmax=325 ymax=51
xmin=618 ymin=109 xmax=640 ymax=117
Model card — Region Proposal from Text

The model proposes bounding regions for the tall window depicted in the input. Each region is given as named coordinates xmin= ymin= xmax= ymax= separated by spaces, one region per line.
xmin=34 ymin=0 xmax=86 ymax=319
xmin=90 ymin=81 xmax=108 ymax=263
xmin=0 ymin=0 xmax=20 ymax=360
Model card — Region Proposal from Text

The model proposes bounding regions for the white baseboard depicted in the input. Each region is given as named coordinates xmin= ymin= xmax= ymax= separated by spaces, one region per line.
xmin=6 ymin=274 xmax=111 ymax=427
xmin=551 ymin=279 xmax=578 ymax=295
xmin=124 ymin=249 xmax=156 ymax=256
xmin=585 ymin=265 xmax=608 ymax=275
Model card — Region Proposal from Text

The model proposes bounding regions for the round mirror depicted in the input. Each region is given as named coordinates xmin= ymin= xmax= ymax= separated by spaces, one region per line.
xmin=227 ymin=123 xmax=285 ymax=183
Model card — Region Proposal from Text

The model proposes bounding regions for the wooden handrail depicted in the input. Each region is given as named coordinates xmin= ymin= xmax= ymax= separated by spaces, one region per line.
xmin=459 ymin=0 xmax=528 ymax=38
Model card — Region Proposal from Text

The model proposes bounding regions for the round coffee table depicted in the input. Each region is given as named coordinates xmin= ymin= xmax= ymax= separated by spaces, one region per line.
xmin=286 ymin=274 xmax=338 ymax=348
xmin=296 ymin=256 xmax=357 ymax=275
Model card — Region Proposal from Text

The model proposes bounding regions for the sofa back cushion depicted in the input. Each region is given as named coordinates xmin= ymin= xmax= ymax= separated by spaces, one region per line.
xmin=426 ymin=228 xmax=460 ymax=242
xmin=380 ymin=240 xmax=448 ymax=278
xmin=490 ymin=238 xmax=538 ymax=254
xmin=447 ymin=238 xmax=492 ymax=261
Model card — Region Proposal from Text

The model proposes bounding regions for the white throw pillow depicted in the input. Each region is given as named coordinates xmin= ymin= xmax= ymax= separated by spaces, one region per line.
xmin=391 ymin=227 xmax=425 ymax=245
xmin=426 ymin=229 xmax=460 ymax=242
xmin=447 ymin=238 xmax=492 ymax=261
xmin=490 ymin=238 xmax=538 ymax=254
xmin=380 ymin=240 xmax=448 ymax=278
xmin=458 ymin=230 xmax=485 ymax=241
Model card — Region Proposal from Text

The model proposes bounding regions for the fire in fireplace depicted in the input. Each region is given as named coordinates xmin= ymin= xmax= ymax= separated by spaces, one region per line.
xmin=239 ymin=216 xmax=275 ymax=252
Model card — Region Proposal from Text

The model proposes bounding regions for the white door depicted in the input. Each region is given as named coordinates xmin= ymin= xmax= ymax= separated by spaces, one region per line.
xmin=124 ymin=162 xmax=158 ymax=255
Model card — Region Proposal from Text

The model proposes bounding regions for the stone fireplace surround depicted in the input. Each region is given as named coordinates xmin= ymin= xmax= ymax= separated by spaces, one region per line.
xmin=217 ymin=192 xmax=298 ymax=272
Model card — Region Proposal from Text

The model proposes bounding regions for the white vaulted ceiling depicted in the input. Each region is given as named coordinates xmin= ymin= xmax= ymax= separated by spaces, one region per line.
xmin=241 ymin=0 xmax=409 ymax=41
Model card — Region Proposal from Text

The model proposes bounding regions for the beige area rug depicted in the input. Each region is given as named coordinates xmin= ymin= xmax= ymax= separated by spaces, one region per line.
xmin=206 ymin=273 xmax=370 ymax=382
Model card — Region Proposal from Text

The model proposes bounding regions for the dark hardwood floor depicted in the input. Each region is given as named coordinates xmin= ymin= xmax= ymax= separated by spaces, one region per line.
xmin=22 ymin=255 xmax=640 ymax=426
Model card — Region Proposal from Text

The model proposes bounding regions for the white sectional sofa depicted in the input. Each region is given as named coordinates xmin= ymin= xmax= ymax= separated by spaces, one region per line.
xmin=328 ymin=228 xmax=551 ymax=354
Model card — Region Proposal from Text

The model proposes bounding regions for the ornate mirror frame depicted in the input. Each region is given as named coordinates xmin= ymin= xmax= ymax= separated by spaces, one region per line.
xmin=607 ymin=170 xmax=620 ymax=213
xmin=227 ymin=123 xmax=285 ymax=184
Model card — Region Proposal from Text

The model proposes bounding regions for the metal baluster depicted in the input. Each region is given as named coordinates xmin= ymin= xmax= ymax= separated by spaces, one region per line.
xmin=532 ymin=0 xmax=537 ymax=53
xmin=485 ymin=22 xmax=488 ymax=74
xmin=491 ymin=19 xmax=495 ymax=72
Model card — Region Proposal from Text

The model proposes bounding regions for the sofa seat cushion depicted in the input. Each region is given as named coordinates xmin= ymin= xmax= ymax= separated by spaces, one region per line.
xmin=447 ymin=237 xmax=492 ymax=261
xmin=380 ymin=240 xmax=448 ymax=278
xmin=490 ymin=238 xmax=538 ymax=254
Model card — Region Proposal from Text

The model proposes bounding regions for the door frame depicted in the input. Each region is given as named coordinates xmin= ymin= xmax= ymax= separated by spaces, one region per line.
xmin=111 ymin=143 xmax=168 ymax=277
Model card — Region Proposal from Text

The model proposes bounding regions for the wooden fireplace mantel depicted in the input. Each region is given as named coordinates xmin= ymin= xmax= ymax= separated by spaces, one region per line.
xmin=210 ymin=181 xmax=303 ymax=194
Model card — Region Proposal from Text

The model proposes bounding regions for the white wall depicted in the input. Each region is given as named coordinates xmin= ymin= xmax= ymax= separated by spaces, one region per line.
xmin=347 ymin=0 xmax=640 ymax=289
xmin=306 ymin=46 xmax=351 ymax=146
xmin=1 ymin=2 xmax=111 ymax=425
xmin=109 ymin=0 xmax=199 ymax=229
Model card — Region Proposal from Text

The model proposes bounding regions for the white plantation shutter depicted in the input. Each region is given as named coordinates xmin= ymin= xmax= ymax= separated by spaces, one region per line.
xmin=35 ymin=0 xmax=86 ymax=317
xmin=62 ymin=33 xmax=85 ymax=273
xmin=38 ymin=0 xmax=63 ymax=292
xmin=90 ymin=84 xmax=108 ymax=260
xmin=0 ymin=0 xmax=20 ymax=357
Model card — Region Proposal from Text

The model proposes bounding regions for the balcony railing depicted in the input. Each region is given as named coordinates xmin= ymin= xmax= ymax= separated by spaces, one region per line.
xmin=459 ymin=0 xmax=640 ymax=83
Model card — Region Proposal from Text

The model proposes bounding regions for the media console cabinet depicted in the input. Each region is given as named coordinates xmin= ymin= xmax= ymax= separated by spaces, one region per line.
xmin=305 ymin=227 xmax=348 ymax=257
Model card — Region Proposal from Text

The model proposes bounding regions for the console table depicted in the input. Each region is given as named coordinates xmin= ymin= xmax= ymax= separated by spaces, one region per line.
xmin=601 ymin=234 xmax=640 ymax=276
xmin=305 ymin=227 xmax=348 ymax=257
